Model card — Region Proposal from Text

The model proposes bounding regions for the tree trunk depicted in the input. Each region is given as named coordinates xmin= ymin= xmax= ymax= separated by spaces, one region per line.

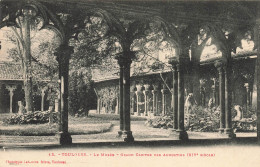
xmin=23 ymin=15 xmax=34 ymax=112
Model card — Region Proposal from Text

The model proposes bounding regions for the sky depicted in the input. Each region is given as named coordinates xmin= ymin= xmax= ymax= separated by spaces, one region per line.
xmin=0 ymin=26 xmax=59 ymax=62
xmin=0 ymin=27 xmax=16 ymax=61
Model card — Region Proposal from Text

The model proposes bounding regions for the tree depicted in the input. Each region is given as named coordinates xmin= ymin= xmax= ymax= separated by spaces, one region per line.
xmin=0 ymin=0 xmax=68 ymax=113
xmin=5 ymin=22 xmax=61 ymax=112
xmin=67 ymin=14 xmax=120 ymax=115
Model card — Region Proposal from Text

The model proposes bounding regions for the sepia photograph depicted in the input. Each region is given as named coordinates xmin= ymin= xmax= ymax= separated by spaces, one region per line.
xmin=0 ymin=0 xmax=260 ymax=166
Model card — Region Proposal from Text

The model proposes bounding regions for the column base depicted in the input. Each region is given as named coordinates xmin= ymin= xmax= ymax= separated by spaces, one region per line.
xmin=224 ymin=128 xmax=236 ymax=138
xmin=169 ymin=129 xmax=188 ymax=140
xmin=122 ymin=131 xmax=134 ymax=142
xmin=218 ymin=128 xmax=225 ymax=133
xmin=117 ymin=131 xmax=123 ymax=138
xmin=56 ymin=132 xmax=72 ymax=145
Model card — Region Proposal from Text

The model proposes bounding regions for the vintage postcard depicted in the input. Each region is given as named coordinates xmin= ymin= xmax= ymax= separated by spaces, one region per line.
xmin=0 ymin=0 xmax=259 ymax=166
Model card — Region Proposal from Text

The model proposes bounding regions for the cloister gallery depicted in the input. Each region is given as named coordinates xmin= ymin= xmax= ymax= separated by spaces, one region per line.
xmin=0 ymin=0 xmax=260 ymax=144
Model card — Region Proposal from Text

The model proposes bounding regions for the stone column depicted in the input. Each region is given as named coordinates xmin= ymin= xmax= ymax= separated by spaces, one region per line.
xmin=161 ymin=87 xmax=167 ymax=116
xmin=216 ymin=83 xmax=220 ymax=106
xmin=55 ymin=44 xmax=73 ymax=145
xmin=212 ymin=84 xmax=216 ymax=106
xmin=6 ymin=85 xmax=17 ymax=114
xmin=55 ymin=91 xmax=61 ymax=128
xmin=175 ymin=63 xmax=188 ymax=140
xmin=97 ymin=98 xmax=100 ymax=114
xmin=130 ymin=84 xmax=136 ymax=115
xmin=192 ymin=62 xmax=201 ymax=106
xmin=118 ymin=62 xmax=124 ymax=136
xmin=55 ymin=99 xmax=60 ymax=113
xmin=116 ymin=97 xmax=119 ymax=114
xmin=130 ymin=94 xmax=135 ymax=115
xmin=116 ymin=51 xmax=134 ymax=142
xmin=212 ymin=78 xmax=217 ymax=105
xmin=105 ymin=101 xmax=107 ymax=113
xmin=215 ymin=61 xmax=225 ymax=133
xmin=48 ymin=106 xmax=54 ymax=124
xmin=200 ymin=86 xmax=205 ymax=106
xmin=133 ymin=94 xmax=137 ymax=114
xmin=100 ymin=101 xmax=103 ymax=113
xmin=224 ymin=65 xmax=236 ymax=138
xmin=245 ymin=83 xmax=250 ymax=107
xmin=136 ymin=85 xmax=142 ymax=116
xmin=41 ymin=87 xmax=47 ymax=111
xmin=0 ymin=83 xmax=3 ymax=113
xmin=168 ymin=61 xmax=178 ymax=132
xmin=143 ymin=84 xmax=150 ymax=116
xmin=256 ymin=5 xmax=260 ymax=143
xmin=152 ymin=84 xmax=159 ymax=116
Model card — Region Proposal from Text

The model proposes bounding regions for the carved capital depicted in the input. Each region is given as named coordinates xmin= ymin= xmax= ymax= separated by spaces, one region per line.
xmin=41 ymin=87 xmax=48 ymax=95
xmin=143 ymin=90 xmax=149 ymax=96
xmin=168 ymin=57 xmax=179 ymax=67
xmin=115 ymin=51 xmax=135 ymax=67
xmin=214 ymin=60 xmax=224 ymax=69
xmin=152 ymin=90 xmax=158 ymax=94
xmin=211 ymin=85 xmax=215 ymax=91
xmin=244 ymin=83 xmax=249 ymax=90
xmin=136 ymin=84 xmax=143 ymax=92
xmin=152 ymin=84 xmax=159 ymax=91
xmin=144 ymin=84 xmax=150 ymax=91
xmin=161 ymin=89 xmax=167 ymax=94
xmin=55 ymin=45 xmax=74 ymax=63
xmin=223 ymin=65 xmax=228 ymax=74
xmin=176 ymin=63 xmax=181 ymax=72
xmin=6 ymin=85 xmax=17 ymax=94
xmin=130 ymin=84 xmax=136 ymax=92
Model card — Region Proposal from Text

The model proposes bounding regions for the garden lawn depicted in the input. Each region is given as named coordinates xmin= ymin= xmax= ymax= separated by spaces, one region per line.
xmin=0 ymin=113 xmax=147 ymax=136
xmin=0 ymin=114 xmax=114 ymax=136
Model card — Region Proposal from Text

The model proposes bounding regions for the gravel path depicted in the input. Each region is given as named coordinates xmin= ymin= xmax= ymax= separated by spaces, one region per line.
xmin=0 ymin=120 xmax=257 ymax=146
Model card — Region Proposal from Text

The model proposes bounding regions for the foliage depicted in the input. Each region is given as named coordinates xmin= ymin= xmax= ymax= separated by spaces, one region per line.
xmin=68 ymin=70 xmax=96 ymax=116
xmin=130 ymin=20 xmax=176 ymax=76
xmin=95 ymin=84 xmax=119 ymax=112
xmin=145 ymin=115 xmax=174 ymax=129
xmin=146 ymin=105 xmax=257 ymax=132
xmin=0 ymin=122 xmax=113 ymax=136
xmin=86 ymin=113 xmax=147 ymax=121
xmin=68 ymin=14 xmax=122 ymax=115
xmin=5 ymin=24 xmax=60 ymax=110
xmin=3 ymin=110 xmax=58 ymax=125
xmin=70 ymin=15 xmax=120 ymax=68
xmin=232 ymin=120 xmax=257 ymax=132
xmin=232 ymin=106 xmax=257 ymax=132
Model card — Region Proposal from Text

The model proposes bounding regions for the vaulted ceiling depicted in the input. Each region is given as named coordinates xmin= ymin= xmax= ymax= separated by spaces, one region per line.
xmin=38 ymin=0 xmax=257 ymax=26
xmin=1 ymin=0 xmax=258 ymax=25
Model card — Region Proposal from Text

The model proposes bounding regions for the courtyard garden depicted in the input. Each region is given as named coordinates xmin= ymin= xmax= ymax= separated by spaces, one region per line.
xmin=0 ymin=112 xmax=146 ymax=136
xmin=146 ymin=105 xmax=257 ymax=133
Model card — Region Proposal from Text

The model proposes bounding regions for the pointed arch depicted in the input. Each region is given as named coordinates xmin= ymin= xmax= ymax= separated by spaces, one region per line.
xmin=191 ymin=23 xmax=229 ymax=64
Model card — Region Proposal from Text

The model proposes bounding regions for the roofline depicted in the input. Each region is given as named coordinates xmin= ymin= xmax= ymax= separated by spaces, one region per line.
xmin=93 ymin=55 xmax=257 ymax=83
xmin=0 ymin=79 xmax=23 ymax=81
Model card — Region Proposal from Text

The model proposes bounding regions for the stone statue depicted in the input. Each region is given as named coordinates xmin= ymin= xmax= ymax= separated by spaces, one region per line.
xmin=233 ymin=105 xmax=243 ymax=121
xmin=185 ymin=93 xmax=197 ymax=127
xmin=18 ymin=101 xmax=25 ymax=115
xmin=208 ymin=98 xmax=214 ymax=109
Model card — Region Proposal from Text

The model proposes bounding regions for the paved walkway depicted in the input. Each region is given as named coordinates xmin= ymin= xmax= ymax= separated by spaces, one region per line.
xmin=0 ymin=120 xmax=257 ymax=146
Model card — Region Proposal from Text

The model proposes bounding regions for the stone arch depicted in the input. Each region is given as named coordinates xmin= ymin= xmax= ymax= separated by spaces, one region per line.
xmin=189 ymin=23 xmax=230 ymax=105
xmin=190 ymin=23 xmax=230 ymax=64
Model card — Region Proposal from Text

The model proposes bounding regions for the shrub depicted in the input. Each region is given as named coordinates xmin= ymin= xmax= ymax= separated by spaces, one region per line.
xmin=146 ymin=105 xmax=256 ymax=132
xmin=3 ymin=111 xmax=58 ymax=125
xmin=69 ymin=71 xmax=96 ymax=116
